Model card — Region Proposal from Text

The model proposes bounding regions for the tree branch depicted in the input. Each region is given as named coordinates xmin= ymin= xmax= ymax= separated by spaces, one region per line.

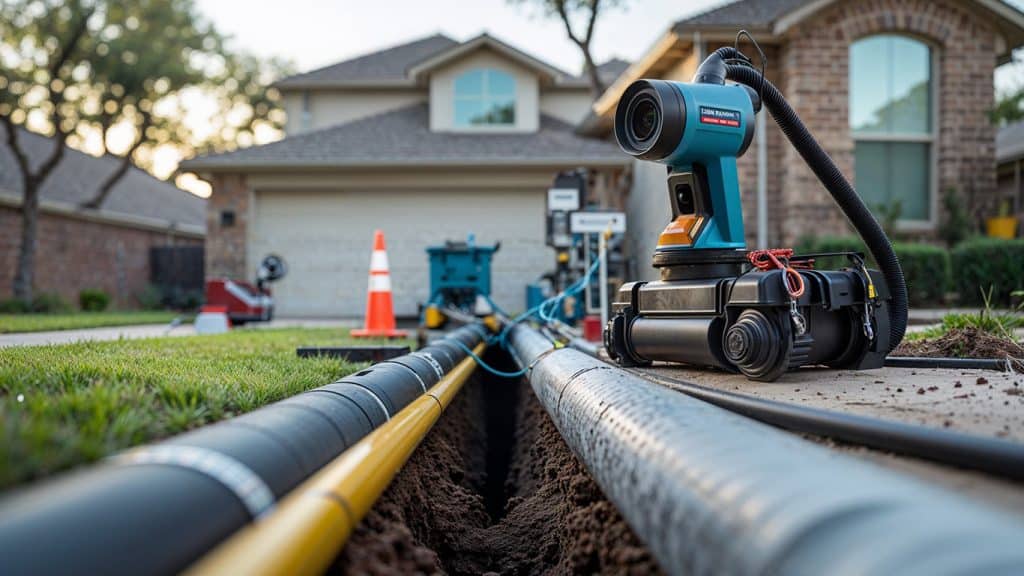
xmin=583 ymin=0 xmax=601 ymax=46
xmin=47 ymin=5 xmax=94 ymax=79
xmin=1 ymin=115 xmax=32 ymax=188
xmin=82 ymin=111 xmax=152 ymax=209
xmin=554 ymin=0 xmax=585 ymax=47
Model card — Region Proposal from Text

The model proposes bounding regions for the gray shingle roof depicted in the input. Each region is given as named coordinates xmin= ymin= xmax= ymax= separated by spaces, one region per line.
xmin=181 ymin=103 xmax=628 ymax=170
xmin=0 ymin=125 xmax=205 ymax=230
xmin=274 ymin=34 xmax=459 ymax=88
xmin=673 ymin=0 xmax=808 ymax=31
xmin=594 ymin=58 xmax=630 ymax=85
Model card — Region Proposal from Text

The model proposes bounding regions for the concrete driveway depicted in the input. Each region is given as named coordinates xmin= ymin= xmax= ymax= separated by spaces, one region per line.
xmin=0 ymin=318 xmax=357 ymax=348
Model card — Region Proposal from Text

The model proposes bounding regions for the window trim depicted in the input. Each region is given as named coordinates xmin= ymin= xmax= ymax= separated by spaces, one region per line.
xmin=452 ymin=68 xmax=517 ymax=130
xmin=850 ymin=34 xmax=939 ymax=231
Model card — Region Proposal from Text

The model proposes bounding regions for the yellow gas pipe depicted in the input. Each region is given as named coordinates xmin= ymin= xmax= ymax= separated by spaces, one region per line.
xmin=185 ymin=341 xmax=487 ymax=576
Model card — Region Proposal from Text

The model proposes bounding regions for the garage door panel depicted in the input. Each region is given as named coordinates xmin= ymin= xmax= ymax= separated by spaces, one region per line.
xmin=251 ymin=189 xmax=547 ymax=317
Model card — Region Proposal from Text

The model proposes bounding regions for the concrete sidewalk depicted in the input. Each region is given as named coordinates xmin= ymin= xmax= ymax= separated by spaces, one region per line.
xmin=0 ymin=318 xmax=357 ymax=348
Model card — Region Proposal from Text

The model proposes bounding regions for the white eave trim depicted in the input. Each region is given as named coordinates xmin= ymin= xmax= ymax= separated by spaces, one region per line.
xmin=180 ymin=156 xmax=631 ymax=172
xmin=0 ymin=190 xmax=205 ymax=238
xmin=773 ymin=0 xmax=836 ymax=35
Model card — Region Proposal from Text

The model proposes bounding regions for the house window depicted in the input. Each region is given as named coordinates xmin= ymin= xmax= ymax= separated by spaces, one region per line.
xmin=453 ymin=68 xmax=515 ymax=127
xmin=850 ymin=35 xmax=934 ymax=223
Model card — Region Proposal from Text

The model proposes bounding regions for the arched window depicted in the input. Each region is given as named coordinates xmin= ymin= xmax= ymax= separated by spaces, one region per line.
xmin=454 ymin=69 xmax=516 ymax=127
xmin=850 ymin=35 xmax=934 ymax=223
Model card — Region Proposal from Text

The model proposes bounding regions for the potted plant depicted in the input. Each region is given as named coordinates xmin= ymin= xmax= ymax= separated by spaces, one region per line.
xmin=986 ymin=199 xmax=1018 ymax=239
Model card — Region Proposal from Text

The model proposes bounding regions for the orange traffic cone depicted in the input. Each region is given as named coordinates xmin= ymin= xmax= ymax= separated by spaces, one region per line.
xmin=351 ymin=230 xmax=408 ymax=338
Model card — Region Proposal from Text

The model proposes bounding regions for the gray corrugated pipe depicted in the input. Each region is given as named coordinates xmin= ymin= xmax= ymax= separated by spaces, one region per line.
xmin=0 ymin=325 xmax=486 ymax=576
xmin=508 ymin=324 xmax=1024 ymax=576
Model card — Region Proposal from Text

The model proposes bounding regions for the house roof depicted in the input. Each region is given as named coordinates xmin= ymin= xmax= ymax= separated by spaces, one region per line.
xmin=673 ymin=0 xmax=807 ymax=33
xmin=274 ymin=34 xmax=459 ymax=89
xmin=273 ymin=32 xmax=625 ymax=90
xmin=0 ymin=125 xmax=205 ymax=234
xmin=997 ymin=121 xmax=1024 ymax=163
xmin=180 ymin=103 xmax=629 ymax=171
xmin=672 ymin=0 xmax=1024 ymax=56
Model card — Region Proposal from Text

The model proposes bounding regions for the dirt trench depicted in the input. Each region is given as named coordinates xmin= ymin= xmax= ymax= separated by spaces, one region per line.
xmin=333 ymin=349 xmax=663 ymax=575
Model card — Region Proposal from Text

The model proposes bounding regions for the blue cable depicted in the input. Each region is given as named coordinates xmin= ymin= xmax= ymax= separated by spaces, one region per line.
xmin=449 ymin=339 xmax=529 ymax=378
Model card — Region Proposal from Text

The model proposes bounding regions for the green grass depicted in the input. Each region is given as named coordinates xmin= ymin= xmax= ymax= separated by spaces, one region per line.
xmin=0 ymin=311 xmax=185 ymax=333
xmin=0 ymin=328 xmax=395 ymax=490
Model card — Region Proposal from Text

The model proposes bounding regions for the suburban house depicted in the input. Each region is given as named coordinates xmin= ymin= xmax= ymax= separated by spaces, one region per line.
xmin=182 ymin=33 xmax=629 ymax=317
xmin=1 ymin=125 xmax=205 ymax=308
xmin=581 ymin=0 xmax=1024 ymax=280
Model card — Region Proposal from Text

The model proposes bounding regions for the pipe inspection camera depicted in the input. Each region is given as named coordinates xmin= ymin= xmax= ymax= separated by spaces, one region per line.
xmin=605 ymin=36 xmax=908 ymax=382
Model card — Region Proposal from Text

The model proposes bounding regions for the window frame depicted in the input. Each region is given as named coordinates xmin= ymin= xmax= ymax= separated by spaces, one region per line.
xmin=849 ymin=34 xmax=939 ymax=231
xmin=452 ymin=68 xmax=517 ymax=130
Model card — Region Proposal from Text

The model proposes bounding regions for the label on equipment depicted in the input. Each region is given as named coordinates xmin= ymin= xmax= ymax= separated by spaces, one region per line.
xmin=699 ymin=106 xmax=741 ymax=127
xmin=547 ymin=188 xmax=581 ymax=212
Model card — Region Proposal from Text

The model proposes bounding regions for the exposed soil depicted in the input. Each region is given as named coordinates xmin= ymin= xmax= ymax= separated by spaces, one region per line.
xmin=896 ymin=327 xmax=1024 ymax=367
xmin=334 ymin=349 xmax=662 ymax=575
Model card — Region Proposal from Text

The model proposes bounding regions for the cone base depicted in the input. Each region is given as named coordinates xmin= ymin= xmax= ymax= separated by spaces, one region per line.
xmin=350 ymin=328 xmax=409 ymax=339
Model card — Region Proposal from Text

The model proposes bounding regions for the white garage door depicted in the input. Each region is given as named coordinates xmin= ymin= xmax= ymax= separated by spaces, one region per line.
xmin=250 ymin=188 xmax=549 ymax=317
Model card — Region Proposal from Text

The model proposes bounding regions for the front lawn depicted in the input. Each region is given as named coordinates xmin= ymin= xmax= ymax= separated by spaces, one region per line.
xmin=0 ymin=311 xmax=184 ymax=334
xmin=0 ymin=328 xmax=392 ymax=490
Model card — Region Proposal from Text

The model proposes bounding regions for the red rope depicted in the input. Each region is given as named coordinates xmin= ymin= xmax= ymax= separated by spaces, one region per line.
xmin=747 ymin=248 xmax=807 ymax=298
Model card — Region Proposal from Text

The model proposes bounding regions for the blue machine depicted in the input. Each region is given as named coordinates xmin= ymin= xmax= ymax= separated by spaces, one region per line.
xmin=605 ymin=42 xmax=903 ymax=382
xmin=424 ymin=236 xmax=500 ymax=326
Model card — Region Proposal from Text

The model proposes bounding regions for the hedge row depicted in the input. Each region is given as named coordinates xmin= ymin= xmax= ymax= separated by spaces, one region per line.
xmin=797 ymin=236 xmax=1024 ymax=307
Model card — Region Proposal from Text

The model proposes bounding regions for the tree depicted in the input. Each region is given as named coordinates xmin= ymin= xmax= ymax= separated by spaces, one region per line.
xmin=509 ymin=0 xmax=624 ymax=98
xmin=0 ymin=0 xmax=288 ymax=302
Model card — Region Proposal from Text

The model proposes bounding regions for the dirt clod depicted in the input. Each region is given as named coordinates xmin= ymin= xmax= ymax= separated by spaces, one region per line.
xmin=895 ymin=327 xmax=1023 ymax=363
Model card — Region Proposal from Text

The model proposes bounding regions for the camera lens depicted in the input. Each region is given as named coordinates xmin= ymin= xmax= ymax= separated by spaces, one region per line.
xmin=630 ymin=97 xmax=659 ymax=142
xmin=614 ymin=80 xmax=685 ymax=161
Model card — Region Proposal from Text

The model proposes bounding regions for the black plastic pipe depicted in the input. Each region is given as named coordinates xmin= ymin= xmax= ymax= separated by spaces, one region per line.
xmin=638 ymin=369 xmax=1024 ymax=481
xmin=711 ymin=47 xmax=909 ymax=351
xmin=0 ymin=325 xmax=485 ymax=576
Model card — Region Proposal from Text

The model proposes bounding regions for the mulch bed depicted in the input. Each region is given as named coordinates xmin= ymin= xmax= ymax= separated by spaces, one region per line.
xmin=895 ymin=327 xmax=1024 ymax=363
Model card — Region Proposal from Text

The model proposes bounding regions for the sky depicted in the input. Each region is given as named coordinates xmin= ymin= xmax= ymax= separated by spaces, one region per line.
xmin=196 ymin=0 xmax=1024 ymax=88
xmin=171 ymin=0 xmax=1024 ymax=195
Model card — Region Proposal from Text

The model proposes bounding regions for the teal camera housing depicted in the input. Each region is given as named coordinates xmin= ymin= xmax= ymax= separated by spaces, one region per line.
xmin=615 ymin=79 xmax=756 ymax=256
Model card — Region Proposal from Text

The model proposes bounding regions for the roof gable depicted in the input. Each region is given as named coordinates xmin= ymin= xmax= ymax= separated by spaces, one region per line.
xmin=274 ymin=34 xmax=459 ymax=89
xmin=407 ymin=33 xmax=573 ymax=85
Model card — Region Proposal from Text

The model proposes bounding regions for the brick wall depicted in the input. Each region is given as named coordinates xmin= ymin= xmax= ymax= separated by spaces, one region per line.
xmin=205 ymin=173 xmax=249 ymax=279
xmin=778 ymin=0 xmax=998 ymax=244
xmin=0 ymin=206 xmax=202 ymax=308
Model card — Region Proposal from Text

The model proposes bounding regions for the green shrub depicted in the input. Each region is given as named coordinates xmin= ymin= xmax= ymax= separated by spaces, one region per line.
xmin=951 ymin=238 xmax=1024 ymax=306
xmin=78 ymin=289 xmax=111 ymax=312
xmin=30 ymin=293 xmax=71 ymax=314
xmin=0 ymin=298 xmax=31 ymax=314
xmin=797 ymin=236 xmax=950 ymax=306
xmin=891 ymin=242 xmax=950 ymax=306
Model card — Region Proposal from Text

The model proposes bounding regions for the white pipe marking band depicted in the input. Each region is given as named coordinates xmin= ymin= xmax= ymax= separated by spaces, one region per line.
xmin=109 ymin=445 xmax=276 ymax=520
xmin=345 ymin=383 xmax=391 ymax=421
xmin=415 ymin=352 xmax=445 ymax=380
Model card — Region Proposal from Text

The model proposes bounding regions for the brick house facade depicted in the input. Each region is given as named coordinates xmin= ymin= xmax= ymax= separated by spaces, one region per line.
xmin=584 ymin=0 xmax=1024 ymax=279
xmin=0 ymin=206 xmax=202 ymax=308
xmin=1 ymin=126 xmax=205 ymax=308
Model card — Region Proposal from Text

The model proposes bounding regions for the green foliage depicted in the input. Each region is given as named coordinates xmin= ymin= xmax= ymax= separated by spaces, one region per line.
xmin=0 ymin=311 xmax=182 ymax=333
xmin=913 ymin=287 xmax=1024 ymax=341
xmin=0 ymin=299 xmax=31 ymax=314
xmin=938 ymin=187 xmax=973 ymax=247
xmin=0 ymin=328 xmax=382 ymax=488
xmin=951 ymin=238 xmax=1024 ymax=306
xmin=78 ymin=289 xmax=110 ymax=312
xmin=0 ymin=0 xmax=292 ymax=192
xmin=797 ymin=236 xmax=950 ymax=306
xmin=135 ymin=284 xmax=164 ymax=310
xmin=872 ymin=199 xmax=903 ymax=241
xmin=29 ymin=293 xmax=72 ymax=313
